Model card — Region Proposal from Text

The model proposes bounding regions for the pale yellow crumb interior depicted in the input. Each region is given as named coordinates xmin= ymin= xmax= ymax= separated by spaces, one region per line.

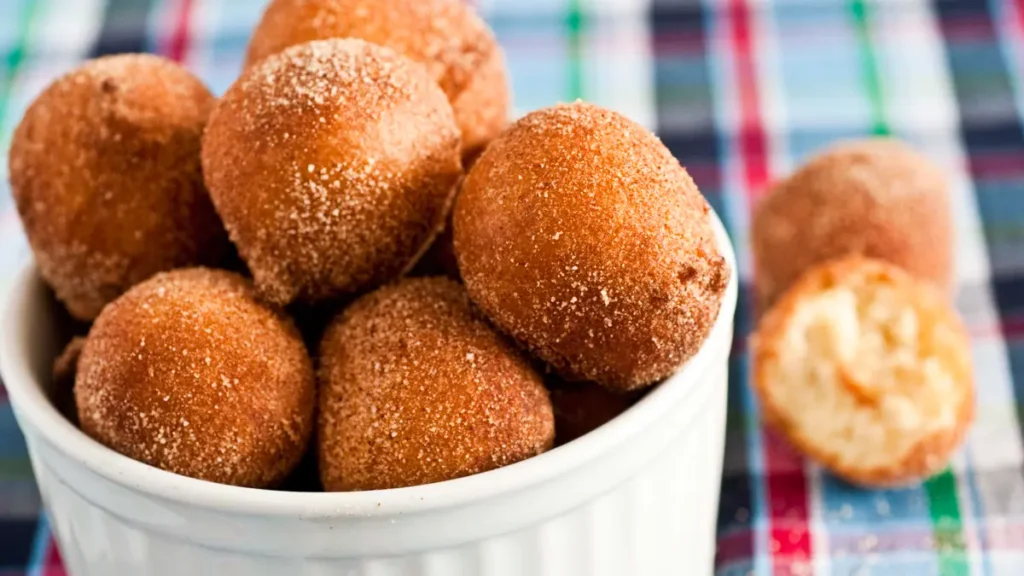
xmin=764 ymin=276 xmax=966 ymax=471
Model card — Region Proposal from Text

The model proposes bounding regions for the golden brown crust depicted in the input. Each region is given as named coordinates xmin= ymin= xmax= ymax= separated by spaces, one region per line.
xmin=752 ymin=256 xmax=973 ymax=487
xmin=452 ymin=46 xmax=511 ymax=157
xmin=244 ymin=0 xmax=509 ymax=157
xmin=454 ymin=101 xmax=730 ymax=392
xmin=75 ymin=268 xmax=316 ymax=488
xmin=751 ymin=138 xmax=952 ymax=311
xmin=8 ymin=54 xmax=228 ymax=320
xmin=202 ymin=39 xmax=462 ymax=306
xmin=317 ymin=277 xmax=554 ymax=491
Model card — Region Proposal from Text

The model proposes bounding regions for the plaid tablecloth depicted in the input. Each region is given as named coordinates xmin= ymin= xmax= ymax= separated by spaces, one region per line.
xmin=2 ymin=0 xmax=1024 ymax=574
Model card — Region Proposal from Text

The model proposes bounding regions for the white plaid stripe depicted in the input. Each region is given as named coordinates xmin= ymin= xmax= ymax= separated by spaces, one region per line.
xmin=581 ymin=7 xmax=657 ymax=130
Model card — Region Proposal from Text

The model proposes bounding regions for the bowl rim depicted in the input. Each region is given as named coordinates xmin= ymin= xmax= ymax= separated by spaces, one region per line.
xmin=0 ymin=213 xmax=738 ymax=519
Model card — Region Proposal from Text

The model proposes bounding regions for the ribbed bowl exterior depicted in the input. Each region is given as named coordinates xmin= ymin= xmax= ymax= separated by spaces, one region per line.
xmin=19 ymin=352 xmax=727 ymax=576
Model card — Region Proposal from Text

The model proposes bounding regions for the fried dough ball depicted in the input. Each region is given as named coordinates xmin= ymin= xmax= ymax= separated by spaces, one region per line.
xmin=411 ymin=215 xmax=460 ymax=280
xmin=8 ymin=54 xmax=227 ymax=320
xmin=75 ymin=269 xmax=315 ymax=488
xmin=454 ymin=102 xmax=731 ymax=392
xmin=318 ymin=277 xmax=554 ymax=491
xmin=202 ymin=39 xmax=462 ymax=306
xmin=244 ymin=0 xmax=510 ymax=158
xmin=411 ymin=180 xmax=462 ymax=280
xmin=548 ymin=380 xmax=640 ymax=446
xmin=52 ymin=337 xmax=86 ymax=426
xmin=751 ymin=138 xmax=952 ymax=309
xmin=752 ymin=256 xmax=973 ymax=487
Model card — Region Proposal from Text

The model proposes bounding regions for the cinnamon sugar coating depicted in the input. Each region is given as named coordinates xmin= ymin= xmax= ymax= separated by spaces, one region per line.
xmin=751 ymin=138 xmax=952 ymax=310
xmin=75 ymin=269 xmax=315 ymax=488
xmin=202 ymin=39 xmax=462 ymax=306
xmin=8 ymin=54 xmax=228 ymax=320
xmin=318 ymin=277 xmax=554 ymax=491
xmin=454 ymin=102 xmax=730 ymax=392
xmin=244 ymin=0 xmax=510 ymax=157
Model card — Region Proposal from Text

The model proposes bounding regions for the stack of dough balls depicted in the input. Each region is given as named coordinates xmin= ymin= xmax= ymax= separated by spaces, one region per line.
xmin=9 ymin=0 xmax=734 ymax=492
xmin=751 ymin=139 xmax=973 ymax=487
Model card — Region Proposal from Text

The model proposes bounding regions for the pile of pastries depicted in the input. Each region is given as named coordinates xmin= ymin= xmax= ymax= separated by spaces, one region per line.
xmin=10 ymin=0 xmax=970 ymax=493
xmin=7 ymin=0 xmax=731 ymax=490
xmin=750 ymin=140 xmax=974 ymax=487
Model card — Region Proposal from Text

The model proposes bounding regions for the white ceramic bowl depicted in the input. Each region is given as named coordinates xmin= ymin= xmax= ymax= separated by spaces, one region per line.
xmin=1 ymin=216 xmax=737 ymax=576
